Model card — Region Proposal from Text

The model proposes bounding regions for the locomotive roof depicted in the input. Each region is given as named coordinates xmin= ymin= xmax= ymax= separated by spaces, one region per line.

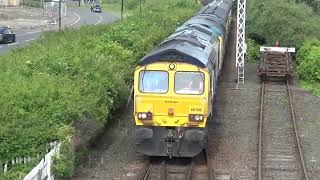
xmin=176 ymin=24 xmax=215 ymax=38
xmin=167 ymin=27 xmax=216 ymax=49
xmin=138 ymin=40 xmax=213 ymax=70
xmin=183 ymin=18 xmax=224 ymax=36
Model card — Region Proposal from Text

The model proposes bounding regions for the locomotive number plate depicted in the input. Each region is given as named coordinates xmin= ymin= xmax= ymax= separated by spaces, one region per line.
xmin=189 ymin=107 xmax=202 ymax=113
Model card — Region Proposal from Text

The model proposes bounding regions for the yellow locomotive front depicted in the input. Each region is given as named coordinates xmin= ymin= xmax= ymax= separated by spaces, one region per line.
xmin=133 ymin=0 xmax=232 ymax=157
xmin=134 ymin=62 xmax=212 ymax=157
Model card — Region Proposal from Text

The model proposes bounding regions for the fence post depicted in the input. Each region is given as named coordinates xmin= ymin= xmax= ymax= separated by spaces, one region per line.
xmin=37 ymin=168 xmax=42 ymax=180
xmin=4 ymin=161 xmax=7 ymax=173
xmin=0 ymin=162 xmax=3 ymax=173
xmin=46 ymin=153 xmax=51 ymax=180
xmin=121 ymin=0 xmax=124 ymax=20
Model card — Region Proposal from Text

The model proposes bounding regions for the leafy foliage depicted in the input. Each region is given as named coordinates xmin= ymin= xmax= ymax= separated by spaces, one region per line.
xmin=296 ymin=0 xmax=320 ymax=15
xmin=247 ymin=0 xmax=320 ymax=48
xmin=246 ymin=38 xmax=261 ymax=63
xmin=0 ymin=0 xmax=199 ymax=178
xmin=296 ymin=39 xmax=320 ymax=96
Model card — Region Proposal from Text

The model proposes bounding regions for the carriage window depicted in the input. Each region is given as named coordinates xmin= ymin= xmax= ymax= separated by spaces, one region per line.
xmin=175 ymin=72 xmax=204 ymax=95
xmin=139 ymin=71 xmax=168 ymax=93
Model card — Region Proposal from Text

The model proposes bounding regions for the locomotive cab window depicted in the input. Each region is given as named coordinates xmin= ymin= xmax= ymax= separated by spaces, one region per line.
xmin=139 ymin=70 xmax=168 ymax=93
xmin=175 ymin=71 xmax=204 ymax=95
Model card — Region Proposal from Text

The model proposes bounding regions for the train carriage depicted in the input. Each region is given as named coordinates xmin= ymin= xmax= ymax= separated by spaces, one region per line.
xmin=134 ymin=0 xmax=232 ymax=158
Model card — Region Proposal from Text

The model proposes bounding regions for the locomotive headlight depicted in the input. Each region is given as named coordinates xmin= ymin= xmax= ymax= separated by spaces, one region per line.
xmin=141 ymin=113 xmax=147 ymax=119
xmin=189 ymin=114 xmax=204 ymax=122
xmin=169 ymin=63 xmax=176 ymax=70
xmin=137 ymin=112 xmax=153 ymax=120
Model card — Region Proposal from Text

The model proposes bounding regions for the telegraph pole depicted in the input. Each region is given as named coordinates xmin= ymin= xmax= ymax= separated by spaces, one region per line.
xmin=121 ymin=0 xmax=124 ymax=20
xmin=59 ymin=0 xmax=61 ymax=31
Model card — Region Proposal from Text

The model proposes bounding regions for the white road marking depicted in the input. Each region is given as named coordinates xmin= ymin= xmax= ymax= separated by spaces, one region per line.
xmin=68 ymin=12 xmax=81 ymax=27
xmin=26 ymin=31 xmax=41 ymax=34
xmin=94 ymin=13 xmax=103 ymax=25
xmin=0 ymin=45 xmax=3 ymax=49
xmin=8 ymin=42 xmax=19 ymax=46
xmin=25 ymin=38 xmax=35 ymax=42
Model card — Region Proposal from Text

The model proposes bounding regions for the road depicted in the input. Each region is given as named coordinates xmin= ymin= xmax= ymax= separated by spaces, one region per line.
xmin=0 ymin=7 xmax=119 ymax=54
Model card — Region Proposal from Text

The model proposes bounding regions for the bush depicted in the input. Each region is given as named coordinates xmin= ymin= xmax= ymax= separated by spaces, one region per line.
xmin=246 ymin=38 xmax=261 ymax=63
xmin=296 ymin=39 xmax=320 ymax=96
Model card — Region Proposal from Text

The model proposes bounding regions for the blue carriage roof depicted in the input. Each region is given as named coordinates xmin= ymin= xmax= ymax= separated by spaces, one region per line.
xmin=183 ymin=19 xmax=224 ymax=36
xmin=139 ymin=40 xmax=213 ymax=70
xmin=176 ymin=23 xmax=219 ymax=40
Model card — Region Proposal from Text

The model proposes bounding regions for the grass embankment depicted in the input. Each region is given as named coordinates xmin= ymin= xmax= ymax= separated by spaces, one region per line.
xmin=245 ymin=0 xmax=320 ymax=96
xmin=0 ymin=0 xmax=200 ymax=179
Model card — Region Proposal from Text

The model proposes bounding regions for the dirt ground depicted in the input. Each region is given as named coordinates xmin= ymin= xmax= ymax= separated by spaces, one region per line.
xmin=72 ymin=104 xmax=142 ymax=180
xmin=72 ymin=19 xmax=320 ymax=180
xmin=0 ymin=6 xmax=77 ymax=31
xmin=208 ymin=19 xmax=259 ymax=179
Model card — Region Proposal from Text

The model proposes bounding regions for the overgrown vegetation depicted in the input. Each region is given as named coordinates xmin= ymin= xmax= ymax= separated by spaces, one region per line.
xmin=296 ymin=0 xmax=320 ymax=15
xmin=247 ymin=0 xmax=320 ymax=48
xmin=246 ymin=38 xmax=260 ymax=63
xmin=296 ymin=40 xmax=320 ymax=96
xmin=0 ymin=0 xmax=200 ymax=179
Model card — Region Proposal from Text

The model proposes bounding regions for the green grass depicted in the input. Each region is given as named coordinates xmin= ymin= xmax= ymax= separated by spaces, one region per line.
xmin=299 ymin=80 xmax=320 ymax=97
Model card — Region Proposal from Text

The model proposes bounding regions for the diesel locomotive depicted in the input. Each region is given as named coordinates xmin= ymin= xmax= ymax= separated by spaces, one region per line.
xmin=134 ymin=0 xmax=233 ymax=158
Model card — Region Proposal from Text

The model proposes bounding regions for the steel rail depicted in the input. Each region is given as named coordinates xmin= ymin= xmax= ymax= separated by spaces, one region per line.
xmin=204 ymin=149 xmax=214 ymax=180
xmin=286 ymin=80 xmax=309 ymax=180
xmin=138 ymin=160 xmax=151 ymax=180
xmin=185 ymin=159 xmax=194 ymax=180
xmin=160 ymin=160 xmax=166 ymax=180
xmin=258 ymin=79 xmax=309 ymax=180
xmin=258 ymin=81 xmax=265 ymax=180
xmin=138 ymin=159 xmax=167 ymax=180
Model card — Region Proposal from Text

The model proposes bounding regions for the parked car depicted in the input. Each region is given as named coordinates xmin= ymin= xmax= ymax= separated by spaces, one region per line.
xmin=0 ymin=26 xmax=15 ymax=44
xmin=90 ymin=4 xmax=102 ymax=13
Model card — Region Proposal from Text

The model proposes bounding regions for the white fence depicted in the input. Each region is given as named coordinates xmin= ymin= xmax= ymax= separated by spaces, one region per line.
xmin=23 ymin=142 xmax=61 ymax=180
xmin=1 ymin=157 xmax=33 ymax=174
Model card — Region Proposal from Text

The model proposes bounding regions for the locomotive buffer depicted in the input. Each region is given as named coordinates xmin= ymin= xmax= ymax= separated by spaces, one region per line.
xmin=258 ymin=47 xmax=295 ymax=80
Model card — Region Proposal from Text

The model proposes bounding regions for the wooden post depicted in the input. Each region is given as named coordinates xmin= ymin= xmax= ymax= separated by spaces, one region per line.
xmin=4 ymin=161 xmax=7 ymax=173
xmin=121 ymin=0 xmax=124 ymax=20
xmin=126 ymin=85 xmax=134 ymax=108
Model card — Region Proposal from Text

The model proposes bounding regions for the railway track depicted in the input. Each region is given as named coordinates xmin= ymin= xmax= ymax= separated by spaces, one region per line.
xmin=138 ymin=150 xmax=214 ymax=180
xmin=258 ymin=79 xmax=309 ymax=179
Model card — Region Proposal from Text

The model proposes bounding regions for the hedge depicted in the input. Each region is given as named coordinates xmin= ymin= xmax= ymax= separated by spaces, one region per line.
xmin=0 ymin=0 xmax=200 ymax=178
xmin=296 ymin=39 xmax=320 ymax=96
